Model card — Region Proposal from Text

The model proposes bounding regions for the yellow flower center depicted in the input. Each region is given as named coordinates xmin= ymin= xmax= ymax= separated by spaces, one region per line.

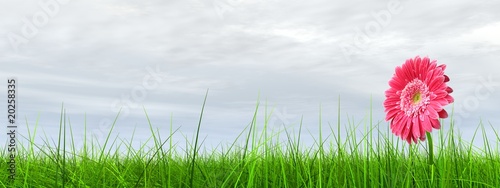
xmin=412 ymin=92 xmax=421 ymax=104
xmin=400 ymin=78 xmax=430 ymax=117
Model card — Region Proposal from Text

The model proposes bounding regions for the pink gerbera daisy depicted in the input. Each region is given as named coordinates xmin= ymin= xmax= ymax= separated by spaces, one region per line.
xmin=384 ymin=56 xmax=454 ymax=144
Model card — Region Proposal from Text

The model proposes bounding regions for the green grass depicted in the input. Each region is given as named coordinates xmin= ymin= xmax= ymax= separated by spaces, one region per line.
xmin=1 ymin=95 xmax=499 ymax=187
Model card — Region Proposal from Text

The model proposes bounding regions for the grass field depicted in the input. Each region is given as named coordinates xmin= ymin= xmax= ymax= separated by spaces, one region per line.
xmin=1 ymin=96 xmax=499 ymax=187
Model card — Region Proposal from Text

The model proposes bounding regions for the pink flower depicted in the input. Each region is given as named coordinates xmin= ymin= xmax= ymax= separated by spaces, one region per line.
xmin=384 ymin=56 xmax=454 ymax=144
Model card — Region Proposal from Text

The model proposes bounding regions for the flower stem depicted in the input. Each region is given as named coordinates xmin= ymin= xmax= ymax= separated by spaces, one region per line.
xmin=426 ymin=131 xmax=434 ymax=165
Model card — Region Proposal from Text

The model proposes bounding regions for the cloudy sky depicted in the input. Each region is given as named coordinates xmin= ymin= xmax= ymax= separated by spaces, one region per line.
xmin=1 ymin=0 xmax=499 ymax=152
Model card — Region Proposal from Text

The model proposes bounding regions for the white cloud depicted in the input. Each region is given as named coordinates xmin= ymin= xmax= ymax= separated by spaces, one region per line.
xmin=461 ymin=22 xmax=500 ymax=46
xmin=1 ymin=0 xmax=499 ymax=149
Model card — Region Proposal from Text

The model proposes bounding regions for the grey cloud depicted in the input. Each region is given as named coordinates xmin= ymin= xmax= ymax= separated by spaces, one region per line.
xmin=1 ymin=0 xmax=499 ymax=148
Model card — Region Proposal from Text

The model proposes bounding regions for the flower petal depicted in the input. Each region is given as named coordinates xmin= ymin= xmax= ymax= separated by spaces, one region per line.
xmin=438 ymin=109 xmax=448 ymax=118
xmin=446 ymin=86 xmax=453 ymax=93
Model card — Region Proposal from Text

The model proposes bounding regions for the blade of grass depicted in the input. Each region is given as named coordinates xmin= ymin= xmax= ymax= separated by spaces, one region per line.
xmin=189 ymin=89 xmax=209 ymax=188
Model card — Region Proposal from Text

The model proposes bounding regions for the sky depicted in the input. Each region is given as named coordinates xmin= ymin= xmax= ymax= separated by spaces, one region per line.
xmin=1 ymin=0 xmax=499 ymax=152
